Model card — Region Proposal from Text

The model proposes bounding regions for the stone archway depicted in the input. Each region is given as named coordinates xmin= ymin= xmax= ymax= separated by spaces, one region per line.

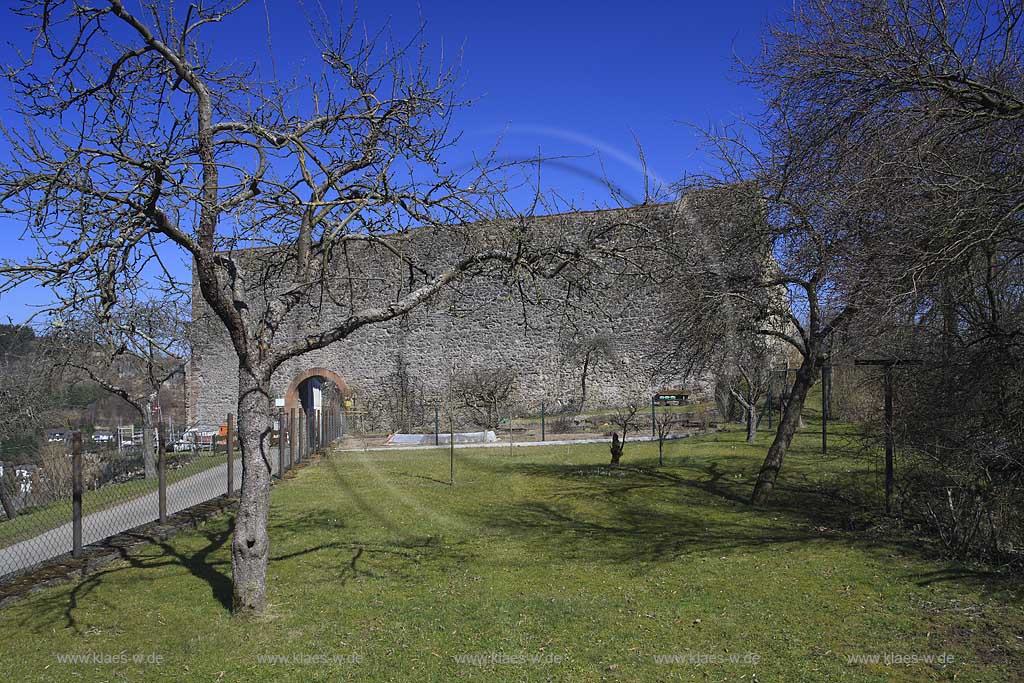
xmin=283 ymin=367 xmax=350 ymax=414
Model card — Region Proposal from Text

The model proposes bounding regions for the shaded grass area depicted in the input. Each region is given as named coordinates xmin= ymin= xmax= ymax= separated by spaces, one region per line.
xmin=0 ymin=420 xmax=1021 ymax=682
xmin=0 ymin=453 xmax=228 ymax=548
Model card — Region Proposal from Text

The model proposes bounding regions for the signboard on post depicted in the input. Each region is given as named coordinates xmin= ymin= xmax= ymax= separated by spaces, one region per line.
xmin=654 ymin=391 xmax=690 ymax=406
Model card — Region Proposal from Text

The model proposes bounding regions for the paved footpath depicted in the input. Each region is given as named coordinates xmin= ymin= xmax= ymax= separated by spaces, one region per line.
xmin=0 ymin=455 xmax=255 ymax=577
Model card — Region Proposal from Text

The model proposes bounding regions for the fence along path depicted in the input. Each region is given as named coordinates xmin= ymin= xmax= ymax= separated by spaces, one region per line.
xmin=1 ymin=406 xmax=340 ymax=579
xmin=1 ymin=458 xmax=244 ymax=576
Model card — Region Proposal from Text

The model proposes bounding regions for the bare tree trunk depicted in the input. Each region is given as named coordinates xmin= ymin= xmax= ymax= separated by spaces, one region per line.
xmin=751 ymin=354 xmax=817 ymax=504
xmin=610 ymin=432 xmax=623 ymax=465
xmin=0 ymin=466 xmax=17 ymax=520
xmin=580 ymin=352 xmax=590 ymax=412
xmin=746 ymin=403 xmax=758 ymax=444
xmin=142 ymin=394 xmax=157 ymax=479
xmin=231 ymin=367 xmax=274 ymax=614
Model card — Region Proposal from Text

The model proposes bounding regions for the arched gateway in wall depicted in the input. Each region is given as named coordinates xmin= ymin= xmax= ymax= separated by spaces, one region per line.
xmin=282 ymin=367 xmax=350 ymax=415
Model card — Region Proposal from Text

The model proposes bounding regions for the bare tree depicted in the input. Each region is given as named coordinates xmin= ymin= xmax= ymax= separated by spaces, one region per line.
xmin=654 ymin=409 xmax=680 ymax=466
xmin=563 ymin=334 xmax=617 ymax=412
xmin=57 ymin=294 xmax=187 ymax=478
xmin=0 ymin=326 xmax=62 ymax=519
xmin=719 ymin=333 xmax=779 ymax=444
xmin=0 ymin=2 xmax=634 ymax=613
xmin=608 ymin=393 xmax=644 ymax=466
xmin=669 ymin=0 xmax=1024 ymax=505
xmin=455 ymin=367 xmax=516 ymax=430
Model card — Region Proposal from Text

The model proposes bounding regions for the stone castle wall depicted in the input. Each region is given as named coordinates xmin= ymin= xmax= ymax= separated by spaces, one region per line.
xmin=189 ymin=202 xmax=712 ymax=428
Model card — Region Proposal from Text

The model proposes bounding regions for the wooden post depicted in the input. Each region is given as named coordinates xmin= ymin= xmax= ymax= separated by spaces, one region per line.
xmin=855 ymin=358 xmax=917 ymax=515
xmin=822 ymin=366 xmax=828 ymax=456
xmin=226 ymin=413 xmax=235 ymax=496
xmin=289 ymin=409 xmax=296 ymax=470
xmin=72 ymin=431 xmax=83 ymax=558
xmin=158 ymin=422 xmax=167 ymax=523
xmin=884 ymin=366 xmax=894 ymax=515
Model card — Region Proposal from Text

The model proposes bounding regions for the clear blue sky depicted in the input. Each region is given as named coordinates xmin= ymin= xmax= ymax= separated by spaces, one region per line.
xmin=0 ymin=0 xmax=791 ymax=323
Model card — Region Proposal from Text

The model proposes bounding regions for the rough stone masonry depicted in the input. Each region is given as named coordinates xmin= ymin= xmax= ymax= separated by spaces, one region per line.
xmin=188 ymin=200 xmax=719 ymax=430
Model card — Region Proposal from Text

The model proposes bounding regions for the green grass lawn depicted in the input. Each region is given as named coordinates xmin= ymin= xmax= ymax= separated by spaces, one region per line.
xmin=0 ymin=419 xmax=1020 ymax=682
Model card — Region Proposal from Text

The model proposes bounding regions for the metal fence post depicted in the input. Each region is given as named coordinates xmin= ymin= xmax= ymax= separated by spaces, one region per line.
xmin=278 ymin=409 xmax=286 ymax=478
xmin=289 ymin=408 xmax=296 ymax=470
xmin=72 ymin=432 xmax=83 ymax=558
xmin=651 ymin=396 xmax=656 ymax=438
xmin=541 ymin=402 xmax=545 ymax=442
xmin=158 ymin=422 xmax=167 ymax=523
xmin=434 ymin=404 xmax=439 ymax=446
xmin=227 ymin=413 xmax=235 ymax=496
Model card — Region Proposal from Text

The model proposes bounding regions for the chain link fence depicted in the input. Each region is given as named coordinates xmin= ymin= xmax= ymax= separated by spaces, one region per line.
xmin=0 ymin=405 xmax=344 ymax=580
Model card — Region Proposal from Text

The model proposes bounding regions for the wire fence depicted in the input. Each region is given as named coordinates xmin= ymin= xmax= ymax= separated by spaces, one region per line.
xmin=0 ymin=405 xmax=345 ymax=580
xmin=337 ymin=392 xmax=721 ymax=449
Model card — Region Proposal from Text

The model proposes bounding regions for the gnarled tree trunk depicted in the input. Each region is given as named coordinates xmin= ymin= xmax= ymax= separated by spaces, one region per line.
xmin=231 ymin=366 xmax=274 ymax=614
xmin=142 ymin=394 xmax=158 ymax=479
xmin=746 ymin=403 xmax=758 ymax=444
xmin=751 ymin=354 xmax=818 ymax=505
xmin=610 ymin=432 xmax=623 ymax=465
xmin=0 ymin=466 xmax=17 ymax=520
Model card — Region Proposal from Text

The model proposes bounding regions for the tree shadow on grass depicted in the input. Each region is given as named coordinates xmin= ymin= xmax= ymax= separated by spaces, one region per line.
xmin=488 ymin=457 xmax=1023 ymax=606
xmin=5 ymin=523 xmax=236 ymax=635
xmin=9 ymin=523 xmax=464 ymax=637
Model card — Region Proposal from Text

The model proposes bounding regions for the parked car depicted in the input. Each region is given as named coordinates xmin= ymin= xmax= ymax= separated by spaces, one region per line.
xmin=92 ymin=431 xmax=115 ymax=444
xmin=45 ymin=429 xmax=69 ymax=443
xmin=172 ymin=425 xmax=220 ymax=452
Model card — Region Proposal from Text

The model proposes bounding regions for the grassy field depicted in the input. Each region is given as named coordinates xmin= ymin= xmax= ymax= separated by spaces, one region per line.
xmin=0 ymin=417 xmax=1020 ymax=682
